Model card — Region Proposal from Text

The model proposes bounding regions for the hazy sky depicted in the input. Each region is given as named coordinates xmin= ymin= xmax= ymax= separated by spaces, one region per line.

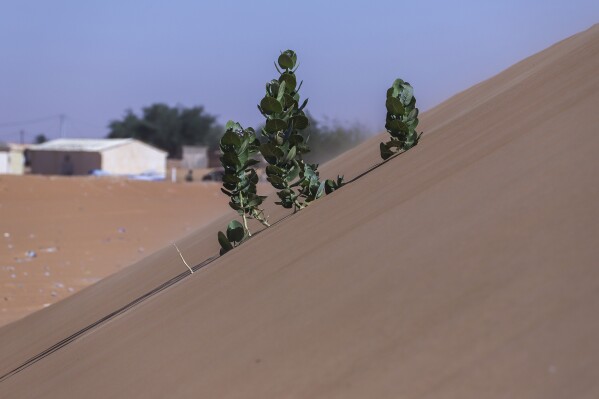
xmin=0 ymin=0 xmax=597 ymax=142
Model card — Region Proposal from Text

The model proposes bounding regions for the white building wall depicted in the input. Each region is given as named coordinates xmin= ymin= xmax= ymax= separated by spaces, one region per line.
xmin=8 ymin=150 xmax=24 ymax=174
xmin=101 ymin=142 xmax=166 ymax=176
xmin=0 ymin=152 xmax=8 ymax=174
xmin=182 ymin=146 xmax=208 ymax=168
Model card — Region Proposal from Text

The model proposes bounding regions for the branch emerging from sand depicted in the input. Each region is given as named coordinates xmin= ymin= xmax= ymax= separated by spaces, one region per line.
xmin=172 ymin=242 xmax=193 ymax=274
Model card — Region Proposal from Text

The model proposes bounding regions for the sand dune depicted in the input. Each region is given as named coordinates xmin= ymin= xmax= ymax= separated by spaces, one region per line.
xmin=1 ymin=24 xmax=599 ymax=398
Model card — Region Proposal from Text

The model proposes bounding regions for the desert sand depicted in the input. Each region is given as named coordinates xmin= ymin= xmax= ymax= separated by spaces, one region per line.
xmin=1 ymin=24 xmax=598 ymax=398
xmin=0 ymin=176 xmax=230 ymax=326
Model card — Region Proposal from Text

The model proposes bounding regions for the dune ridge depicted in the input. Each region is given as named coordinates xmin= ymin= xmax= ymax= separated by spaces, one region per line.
xmin=1 ymin=24 xmax=598 ymax=398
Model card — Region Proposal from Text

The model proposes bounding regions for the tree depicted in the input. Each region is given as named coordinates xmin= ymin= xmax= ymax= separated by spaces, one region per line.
xmin=300 ymin=114 xmax=367 ymax=165
xmin=107 ymin=104 xmax=221 ymax=158
xmin=34 ymin=134 xmax=48 ymax=144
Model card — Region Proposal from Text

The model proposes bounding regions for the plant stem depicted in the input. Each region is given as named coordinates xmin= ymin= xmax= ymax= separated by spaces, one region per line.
xmin=238 ymin=192 xmax=251 ymax=236
xmin=172 ymin=242 xmax=194 ymax=274
xmin=252 ymin=209 xmax=270 ymax=227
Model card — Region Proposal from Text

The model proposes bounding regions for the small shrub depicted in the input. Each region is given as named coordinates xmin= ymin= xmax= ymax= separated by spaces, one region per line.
xmin=258 ymin=50 xmax=341 ymax=211
xmin=219 ymin=120 xmax=269 ymax=235
xmin=380 ymin=79 xmax=422 ymax=160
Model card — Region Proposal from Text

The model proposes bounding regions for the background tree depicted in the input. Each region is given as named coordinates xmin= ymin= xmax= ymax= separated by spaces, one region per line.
xmin=107 ymin=104 xmax=221 ymax=158
xmin=292 ymin=114 xmax=367 ymax=165
xmin=34 ymin=134 xmax=48 ymax=144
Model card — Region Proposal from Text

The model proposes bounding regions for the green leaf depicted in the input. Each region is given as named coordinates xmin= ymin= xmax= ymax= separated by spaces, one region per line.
xmin=266 ymin=165 xmax=285 ymax=177
xmin=279 ymin=72 xmax=296 ymax=93
xmin=400 ymin=83 xmax=414 ymax=105
xmin=380 ymin=142 xmax=394 ymax=160
xmin=260 ymin=143 xmax=284 ymax=159
xmin=324 ymin=178 xmax=342 ymax=195
xmin=385 ymin=97 xmax=404 ymax=115
xmin=245 ymin=193 xmax=264 ymax=208
xmin=243 ymin=159 xmax=260 ymax=169
xmin=218 ymin=231 xmax=233 ymax=253
xmin=387 ymin=139 xmax=403 ymax=149
xmin=223 ymin=181 xmax=237 ymax=192
xmin=226 ymin=220 xmax=245 ymax=243
xmin=315 ymin=181 xmax=326 ymax=199
xmin=407 ymin=108 xmax=419 ymax=121
xmin=265 ymin=118 xmax=288 ymax=133
xmin=228 ymin=200 xmax=241 ymax=211
xmin=278 ymin=52 xmax=294 ymax=69
xmin=225 ymin=120 xmax=241 ymax=132
xmin=285 ymin=163 xmax=300 ymax=182
xmin=221 ymin=152 xmax=240 ymax=168
xmin=408 ymin=96 xmax=416 ymax=109
xmin=267 ymin=175 xmax=287 ymax=189
xmin=276 ymin=189 xmax=296 ymax=208
xmin=237 ymin=149 xmax=248 ymax=168
xmin=392 ymin=79 xmax=405 ymax=92
xmin=283 ymin=93 xmax=297 ymax=109
xmin=283 ymin=146 xmax=297 ymax=163
xmin=266 ymin=80 xmax=280 ymax=97
xmin=276 ymin=81 xmax=286 ymax=103
xmin=387 ymin=119 xmax=408 ymax=135
xmin=277 ymin=188 xmax=295 ymax=199
xmin=302 ymin=163 xmax=317 ymax=179
xmin=293 ymin=115 xmax=309 ymax=129
xmin=406 ymin=117 xmax=419 ymax=129
xmin=237 ymin=138 xmax=249 ymax=158
xmin=247 ymin=169 xmax=259 ymax=185
xmin=296 ymin=143 xmax=310 ymax=154
xmin=260 ymin=96 xmax=283 ymax=115
xmin=289 ymin=134 xmax=304 ymax=146
xmin=298 ymin=98 xmax=309 ymax=111
xmin=221 ymin=130 xmax=242 ymax=147
xmin=290 ymin=51 xmax=298 ymax=67
xmin=222 ymin=174 xmax=240 ymax=184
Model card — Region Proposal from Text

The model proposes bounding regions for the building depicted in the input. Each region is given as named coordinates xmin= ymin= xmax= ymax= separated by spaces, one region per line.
xmin=181 ymin=145 xmax=208 ymax=169
xmin=0 ymin=143 xmax=25 ymax=175
xmin=29 ymin=138 xmax=167 ymax=177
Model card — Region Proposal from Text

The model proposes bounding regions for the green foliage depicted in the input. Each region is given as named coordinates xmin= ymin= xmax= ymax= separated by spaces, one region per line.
xmin=220 ymin=120 xmax=269 ymax=237
xmin=216 ymin=50 xmax=368 ymax=255
xmin=381 ymin=79 xmax=422 ymax=160
xmin=258 ymin=50 xmax=343 ymax=211
xmin=107 ymin=104 xmax=221 ymax=158
xmin=255 ymin=114 xmax=366 ymax=165
xmin=218 ymin=220 xmax=247 ymax=255
xmin=324 ymin=175 xmax=345 ymax=195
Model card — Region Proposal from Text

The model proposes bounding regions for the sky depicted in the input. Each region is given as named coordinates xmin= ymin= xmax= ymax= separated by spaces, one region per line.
xmin=0 ymin=0 xmax=597 ymax=143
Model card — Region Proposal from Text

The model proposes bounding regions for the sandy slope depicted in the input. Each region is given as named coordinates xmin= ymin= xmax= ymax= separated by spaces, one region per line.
xmin=1 ymin=24 xmax=599 ymax=398
xmin=0 ymin=176 xmax=230 ymax=326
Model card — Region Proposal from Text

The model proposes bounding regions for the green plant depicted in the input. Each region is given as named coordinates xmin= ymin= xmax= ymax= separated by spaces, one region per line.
xmin=380 ymin=79 xmax=422 ymax=160
xmin=220 ymin=120 xmax=269 ymax=236
xmin=324 ymin=174 xmax=345 ymax=194
xmin=216 ymin=51 xmax=350 ymax=255
xmin=258 ymin=50 xmax=343 ymax=211
xmin=218 ymin=220 xmax=246 ymax=255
